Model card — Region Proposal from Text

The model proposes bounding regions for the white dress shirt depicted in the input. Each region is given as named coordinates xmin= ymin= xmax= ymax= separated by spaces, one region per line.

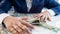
xmin=26 ymin=0 xmax=32 ymax=12
xmin=0 ymin=0 xmax=55 ymax=24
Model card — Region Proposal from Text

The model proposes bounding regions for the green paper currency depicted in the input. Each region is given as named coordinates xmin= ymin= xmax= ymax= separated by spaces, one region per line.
xmin=27 ymin=18 xmax=60 ymax=32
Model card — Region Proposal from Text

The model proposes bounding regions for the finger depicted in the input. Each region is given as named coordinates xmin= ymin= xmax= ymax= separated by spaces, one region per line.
xmin=47 ymin=16 xmax=51 ymax=21
xmin=44 ymin=16 xmax=47 ymax=21
xmin=20 ymin=31 xmax=25 ymax=34
xmin=12 ymin=24 xmax=22 ymax=33
xmin=34 ymin=14 xmax=40 ymax=18
xmin=17 ymin=17 xmax=28 ymax=21
xmin=40 ymin=15 xmax=45 ymax=21
xmin=39 ymin=14 xmax=43 ymax=21
xmin=21 ymin=17 xmax=28 ymax=20
xmin=9 ymin=27 xmax=19 ymax=34
xmin=21 ymin=26 xmax=31 ymax=34
xmin=16 ymin=22 xmax=31 ymax=34
xmin=34 ymin=13 xmax=43 ymax=18
xmin=12 ymin=29 xmax=19 ymax=34
xmin=19 ymin=20 xmax=34 ymax=29
xmin=7 ymin=26 xmax=12 ymax=31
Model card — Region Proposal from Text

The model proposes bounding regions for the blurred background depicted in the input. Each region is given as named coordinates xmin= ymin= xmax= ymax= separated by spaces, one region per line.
xmin=8 ymin=0 xmax=60 ymax=15
xmin=56 ymin=0 xmax=60 ymax=3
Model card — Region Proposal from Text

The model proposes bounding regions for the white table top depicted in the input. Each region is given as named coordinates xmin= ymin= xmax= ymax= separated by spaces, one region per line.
xmin=32 ymin=15 xmax=60 ymax=34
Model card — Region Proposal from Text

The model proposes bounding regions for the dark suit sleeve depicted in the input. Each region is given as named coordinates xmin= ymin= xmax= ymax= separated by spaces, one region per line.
xmin=44 ymin=0 xmax=60 ymax=15
xmin=0 ymin=0 xmax=12 ymax=14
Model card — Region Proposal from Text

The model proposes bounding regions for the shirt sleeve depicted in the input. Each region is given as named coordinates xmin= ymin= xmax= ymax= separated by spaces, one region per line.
xmin=0 ymin=13 xmax=10 ymax=24
xmin=46 ymin=9 xmax=55 ymax=16
xmin=44 ymin=0 xmax=60 ymax=15
xmin=41 ymin=8 xmax=55 ymax=16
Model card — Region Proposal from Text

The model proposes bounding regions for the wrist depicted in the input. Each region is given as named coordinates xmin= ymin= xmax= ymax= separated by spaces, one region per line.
xmin=3 ymin=16 xmax=12 ymax=23
xmin=0 ymin=13 xmax=10 ymax=24
xmin=46 ymin=9 xmax=55 ymax=16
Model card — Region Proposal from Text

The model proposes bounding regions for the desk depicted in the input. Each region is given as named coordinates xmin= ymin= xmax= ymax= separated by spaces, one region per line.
xmin=0 ymin=15 xmax=60 ymax=34
xmin=32 ymin=15 xmax=60 ymax=34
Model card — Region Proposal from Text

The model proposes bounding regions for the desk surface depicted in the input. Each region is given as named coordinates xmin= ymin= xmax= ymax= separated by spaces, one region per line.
xmin=0 ymin=15 xmax=60 ymax=34
xmin=32 ymin=15 xmax=60 ymax=34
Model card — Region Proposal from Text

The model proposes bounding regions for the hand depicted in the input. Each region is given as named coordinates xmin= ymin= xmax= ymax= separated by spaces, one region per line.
xmin=34 ymin=11 xmax=51 ymax=22
xmin=3 ymin=16 xmax=34 ymax=34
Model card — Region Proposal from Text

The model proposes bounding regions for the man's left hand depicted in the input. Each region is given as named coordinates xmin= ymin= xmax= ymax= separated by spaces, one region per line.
xmin=34 ymin=11 xmax=51 ymax=22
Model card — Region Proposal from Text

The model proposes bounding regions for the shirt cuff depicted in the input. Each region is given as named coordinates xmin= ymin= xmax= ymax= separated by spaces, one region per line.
xmin=0 ymin=13 xmax=10 ymax=24
xmin=41 ymin=8 xmax=55 ymax=16
xmin=47 ymin=9 xmax=55 ymax=16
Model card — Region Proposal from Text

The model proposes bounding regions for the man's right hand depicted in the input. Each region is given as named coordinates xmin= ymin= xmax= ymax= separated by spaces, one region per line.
xmin=3 ymin=16 xmax=34 ymax=34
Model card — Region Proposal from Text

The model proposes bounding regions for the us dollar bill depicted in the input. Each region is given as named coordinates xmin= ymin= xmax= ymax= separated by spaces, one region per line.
xmin=27 ymin=17 xmax=60 ymax=32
